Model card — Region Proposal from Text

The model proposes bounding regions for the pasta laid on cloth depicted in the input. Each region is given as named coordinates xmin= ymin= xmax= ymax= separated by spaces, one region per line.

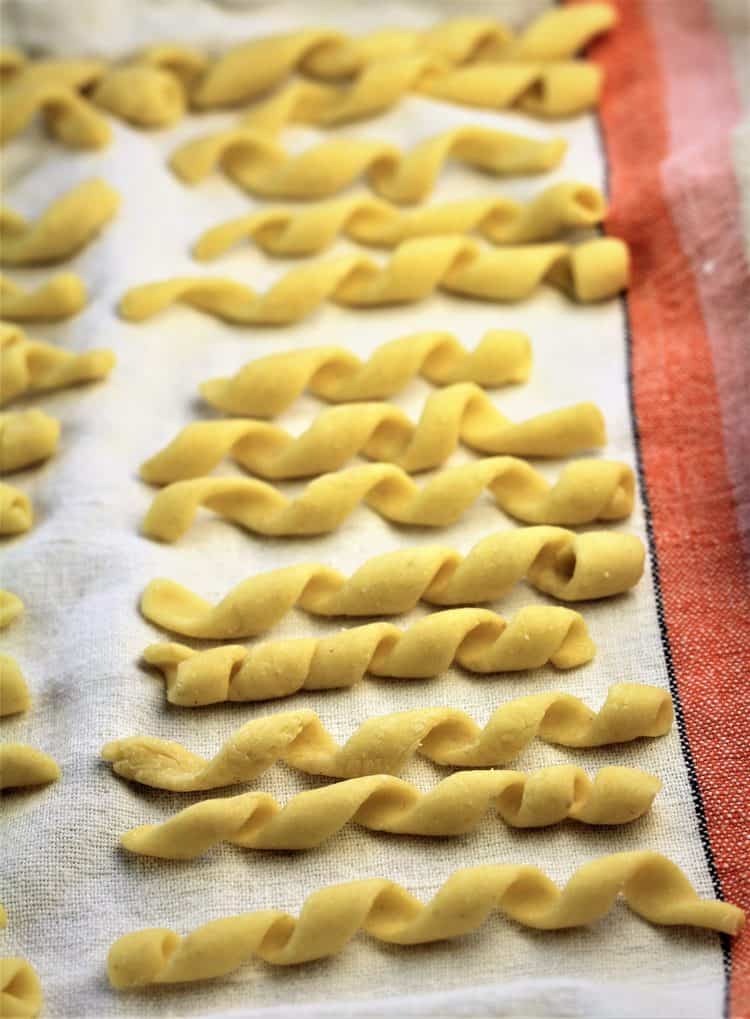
xmin=142 ymin=458 xmax=635 ymax=543
xmin=0 ymin=273 xmax=86 ymax=321
xmin=102 ymin=683 xmax=673 ymax=790
xmin=139 ymin=527 xmax=643 ymax=638
xmin=0 ymin=179 xmax=119 ymax=266
xmin=169 ymin=126 xmax=566 ymax=198
xmin=200 ymin=330 xmax=532 ymax=416
xmin=119 ymin=766 xmax=661 ymax=858
xmin=140 ymin=393 xmax=606 ymax=482
xmin=193 ymin=183 xmax=606 ymax=260
xmin=0 ymin=591 xmax=23 ymax=629
xmin=144 ymin=606 xmax=597 ymax=707
xmin=0 ymin=410 xmax=60 ymax=474
xmin=0 ymin=482 xmax=32 ymax=535
xmin=0 ymin=957 xmax=43 ymax=1018
xmin=0 ymin=324 xmax=115 ymax=405
xmin=0 ymin=655 xmax=31 ymax=716
xmin=119 ymin=237 xmax=629 ymax=326
xmin=0 ymin=744 xmax=60 ymax=790
xmin=107 ymin=853 xmax=743 ymax=986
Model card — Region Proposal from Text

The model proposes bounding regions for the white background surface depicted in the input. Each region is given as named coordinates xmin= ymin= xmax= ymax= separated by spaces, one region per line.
xmin=1 ymin=2 xmax=727 ymax=1016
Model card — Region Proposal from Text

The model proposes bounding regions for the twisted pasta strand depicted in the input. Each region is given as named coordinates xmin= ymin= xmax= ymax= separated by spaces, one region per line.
xmin=0 ymin=273 xmax=86 ymax=321
xmin=142 ymin=458 xmax=635 ymax=544
xmin=0 ymin=410 xmax=60 ymax=474
xmin=0 ymin=180 xmax=120 ymax=266
xmin=120 ymin=766 xmax=661 ymax=858
xmin=119 ymin=237 xmax=629 ymax=326
xmin=0 ymin=655 xmax=31 ymax=716
xmin=194 ymin=184 xmax=606 ymax=261
xmin=145 ymin=606 xmax=596 ymax=707
xmin=200 ymin=330 xmax=532 ymax=416
xmin=0 ymin=591 xmax=23 ymax=629
xmin=190 ymin=6 xmax=616 ymax=107
xmin=0 ymin=744 xmax=60 ymax=790
xmin=141 ymin=392 xmax=606 ymax=483
xmin=0 ymin=482 xmax=32 ymax=535
xmin=170 ymin=126 xmax=566 ymax=199
xmin=0 ymin=958 xmax=42 ymax=1019
xmin=0 ymin=324 xmax=115 ymax=405
xmin=140 ymin=527 xmax=642 ymax=640
xmin=102 ymin=683 xmax=673 ymax=790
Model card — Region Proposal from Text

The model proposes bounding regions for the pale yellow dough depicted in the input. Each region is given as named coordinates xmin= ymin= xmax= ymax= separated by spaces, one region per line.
xmin=0 ymin=743 xmax=60 ymax=790
xmin=0 ymin=957 xmax=43 ymax=1018
xmin=141 ymin=394 xmax=606 ymax=483
xmin=194 ymin=184 xmax=606 ymax=260
xmin=120 ymin=766 xmax=661 ymax=858
xmin=0 ymin=180 xmax=120 ymax=266
xmin=144 ymin=606 xmax=595 ymax=706
xmin=170 ymin=125 xmax=565 ymax=198
xmin=0 ymin=410 xmax=60 ymax=473
xmin=102 ymin=683 xmax=672 ymax=790
xmin=201 ymin=330 xmax=532 ymax=416
xmin=140 ymin=528 xmax=642 ymax=640
xmin=0 ymin=655 xmax=31 ymax=716
xmin=142 ymin=458 xmax=634 ymax=542
xmin=0 ymin=323 xmax=115 ymax=405
xmin=119 ymin=238 xmax=628 ymax=326
xmin=0 ymin=591 xmax=23 ymax=628
xmin=0 ymin=273 xmax=86 ymax=321
xmin=0 ymin=483 xmax=32 ymax=535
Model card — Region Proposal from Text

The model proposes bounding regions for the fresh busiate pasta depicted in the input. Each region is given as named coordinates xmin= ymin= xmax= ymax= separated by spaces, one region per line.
xmin=0 ymin=323 xmax=115 ymax=405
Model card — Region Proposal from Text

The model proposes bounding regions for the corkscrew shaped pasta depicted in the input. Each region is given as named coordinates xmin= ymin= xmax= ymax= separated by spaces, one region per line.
xmin=0 ymin=591 xmax=23 ymax=629
xmin=145 ymin=606 xmax=596 ymax=707
xmin=141 ymin=393 xmax=606 ymax=483
xmin=0 ymin=410 xmax=60 ymax=473
xmin=0 ymin=180 xmax=120 ymax=266
xmin=140 ymin=527 xmax=642 ymax=640
xmin=120 ymin=766 xmax=661 ymax=858
xmin=190 ymin=6 xmax=617 ymax=107
xmin=0 ymin=483 xmax=32 ymax=535
xmin=201 ymin=330 xmax=532 ymax=416
xmin=0 ymin=958 xmax=42 ymax=1018
xmin=120 ymin=237 xmax=629 ymax=327
xmin=102 ymin=683 xmax=672 ymax=791
xmin=194 ymin=184 xmax=607 ymax=261
xmin=0 ymin=324 xmax=115 ymax=405
xmin=0 ymin=273 xmax=86 ymax=321
xmin=170 ymin=126 xmax=566 ymax=199
xmin=0 ymin=744 xmax=60 ymax=790
xmin=142 ymin=458 xmax=634 ymax=543
xmin=0 ymin=656 xmax=31 ymax=716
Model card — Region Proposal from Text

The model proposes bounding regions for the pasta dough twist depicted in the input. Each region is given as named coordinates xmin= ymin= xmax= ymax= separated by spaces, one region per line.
xmin=102 ymin=683 xmax=673 ymax=790
xmin=0 ymin=483 xmax=32 ymax=535
xmin=0 ymin=655 xmax=31 ymax=716
xmin=201 ymin=330 xmax=532 ymax=416
xmin=0 ymin=324 xmax=115 ymax=405
xmin=0 ymin=273 xmax=86 ymax=321
xmin=0 ymin=410 xmax=60 ymax=473
xmin=0 ymin=591 xmax=23 ymax=629
xmin=140 ymin=527 xmax=642 ymax=639
xmin=194 ymin=183 xmax=607 ymax=261
xmin=170 ymin=125 xmax=566 ymax=199
xmin=119 ymin=237 xmax=629 ymax=327
xmin=140 ymin=393 xmax=606 ymax=483
xmin=120 ymin=766 xmax=661 ymax=858
xmin=0 ymin=179 xmax=119 ymax=265
xmin=190 ymin=6 xmax=617 ymax=107
xmin=0 ymin=958 xmax=42 ymax=1018
xmin=0 ymin=744 xmax=60 ymax=790
xmin=142 ymin=458 xmax=635 ymax=543
xmin=145 ymin=606 xmax=596 ymax=707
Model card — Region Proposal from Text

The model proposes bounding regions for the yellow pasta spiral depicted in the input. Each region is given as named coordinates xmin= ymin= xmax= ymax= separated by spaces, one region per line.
xmin=200 ymin=330 xmax=532 ymax=416
xmin=119 ymin=237 xmax=629 ymax=327
xmin=193 ymin=184 xmax=606 ymax=260
xmin=102 ymin=683 xmax=673 ymax=791
xmin=0 ymin=409 xmax=60 ymax=473
xmin=0 ymin=958 xmax=43 ymax=1018
xmin=0 ymin=482 xmax=32 ymax=535
xmin=0 ymin=324 xmax=115 ymax=405
xmin=0 ymin=273 xmax=87 ymax=322
xmin=0 ymin=591 xmax=23 ymax=629
xmin=145 ymin=606 xmax=596 ymax=706
xmin=120 ymin=766 xmax=661 ymax=858
xmin=0 ymin=743 xmax=60 ymax=790
xmin=0 ymin=655 xmax=31 ymax=716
